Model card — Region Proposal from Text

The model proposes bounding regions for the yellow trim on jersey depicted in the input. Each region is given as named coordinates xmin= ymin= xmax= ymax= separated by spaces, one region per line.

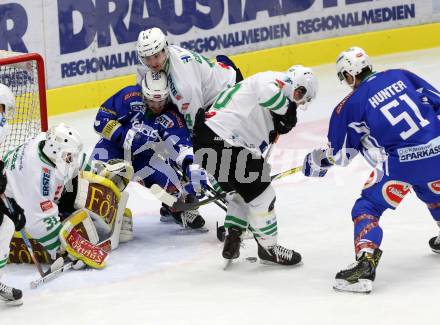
xmin=46 ymin=23 xmax=440 ymax=116
xmin=101 ymin=120 xmax=122 ymax=140
xmin=99 ymin=106 xmax=117 ymax=115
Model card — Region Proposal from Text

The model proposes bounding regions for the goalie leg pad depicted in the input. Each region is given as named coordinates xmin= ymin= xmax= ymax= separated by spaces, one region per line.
xmin=60 ymin=209 xmax=109 ymax=269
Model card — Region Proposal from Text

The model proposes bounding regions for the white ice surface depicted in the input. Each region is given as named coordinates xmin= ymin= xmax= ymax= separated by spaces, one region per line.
xmin=2 ymin=48 xmax=440 ymax=324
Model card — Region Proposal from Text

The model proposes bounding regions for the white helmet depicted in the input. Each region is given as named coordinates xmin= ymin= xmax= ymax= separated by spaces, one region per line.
xmin=136 ymin=28 xmax=167 ymax=64
xmin=336 ymin=47 xmax=372 ymax=87
xmin=43 ymin=123 xmax=83 ymax=180
xmin=141 ymin=70 xmax=169 ymax=102
xmin=284 ymin=65 xmax=318 ymax=109
xmin=0 ymin=83 xmax=16 ymax=120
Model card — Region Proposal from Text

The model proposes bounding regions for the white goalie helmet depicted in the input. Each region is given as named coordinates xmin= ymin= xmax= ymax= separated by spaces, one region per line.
xmin=284 ymin=65 xmax=318 ymax=110
xmin=136 ymin=27 xmax=168 ymax=64
xmin=336 ymin=47 xmax=372 ymax=87
xmin=43 ymin=123 xmax=83 ymax=180
xmin=0 ymin=83 xmax=16 ymax=120
xmin=141 ymin=70 xmax=169 ymax=102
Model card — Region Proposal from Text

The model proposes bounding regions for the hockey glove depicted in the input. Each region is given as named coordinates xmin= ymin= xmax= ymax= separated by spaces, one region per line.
xmin=0 ymin=198 xmax=26 ymax=231
xmin=271 ymin=100 xmax=297 ymax=135
xmin=0 ymin=161 xmax=6 ymax=194
xmin=183 ymin=163 xmax=207 ymax=198
xmin=302 ymin=148 xmax=333 ymax=177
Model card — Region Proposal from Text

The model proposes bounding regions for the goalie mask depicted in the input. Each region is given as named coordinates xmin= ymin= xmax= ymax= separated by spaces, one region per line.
xmin=136 ymin=28 xmax=169 ymax=72
xmin=336 ymin=47 xmax=372 ymax=88
xmin=284 ymin=65 xmax=318 ymax=110
xmin=43 ymin=123 xmax=83 ymax=181
xmin=141 ymin=70 xmax=170 ymax=115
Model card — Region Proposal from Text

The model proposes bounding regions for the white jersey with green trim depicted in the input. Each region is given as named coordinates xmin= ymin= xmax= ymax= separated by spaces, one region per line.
xmin=138 ymin=45 xmax=236 ymax=131
xmin=3 ymin=133 xmax=65 ymax=255
xmin=205 ymin=71 xmax=290 ymax=156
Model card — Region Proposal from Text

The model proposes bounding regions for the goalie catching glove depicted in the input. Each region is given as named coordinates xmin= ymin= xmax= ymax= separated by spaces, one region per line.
xmin=93 ymin=159 xmax=134 ymax=192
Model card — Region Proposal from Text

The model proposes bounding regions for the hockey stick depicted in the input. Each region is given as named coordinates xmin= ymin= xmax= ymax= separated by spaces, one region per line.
xmin=30 ymin=261 xmax=73 ymax=289
xmin=19 ymin=229 xmax=45 ymax=277
xmin=271 ymin=166 xmax=302 ymax=181
xmin=1 ymin=195 xmax=45 ymax=277
xmin=29 ymin=232 xmax=118 ymax=289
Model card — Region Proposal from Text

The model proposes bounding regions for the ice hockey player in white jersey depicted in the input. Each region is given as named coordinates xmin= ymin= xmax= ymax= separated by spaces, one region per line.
xmin=192 ymin=66 xmax=318 ymax=266
xmin=136 ymin=27 xmax=242 ymax=130
xmin=0 ymin=83 xmax=25 ymax=305
xmin=3 ymin=123 xmax=83 ymax=271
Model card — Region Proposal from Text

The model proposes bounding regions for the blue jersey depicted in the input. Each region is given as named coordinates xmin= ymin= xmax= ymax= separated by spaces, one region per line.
xmin=327 ymin=69 xmax=440 ymax=183
xmin=92 ymin=84 xmax=194 ymax=187
xmin=137 ymin=107 xmax=194 ymax=168
xmin=94 ymin=85 xmax=146 ymax=145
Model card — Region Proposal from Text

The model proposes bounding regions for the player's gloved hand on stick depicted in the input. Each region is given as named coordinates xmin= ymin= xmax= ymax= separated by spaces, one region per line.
xmin=271 ymin=100 xmax=297 ymax=135
xmin=183 ymin=163 xmax=207 ymax=198
xmin=302 ymin=148 xmax=333 ymax=177
xmin=0 ymin=198 xmax=26 ymax=231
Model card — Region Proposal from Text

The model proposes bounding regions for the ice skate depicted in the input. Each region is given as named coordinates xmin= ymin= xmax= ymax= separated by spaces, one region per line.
xmin=159 ymin=204 xmax=179 ymax=223
xmin=222 ymin=227 xmax=242 ymax=270
xmin=257 ymin=242 xmax=302 ymax=266
xmin=429 ymin=233 xmax=440 ymax=254
xmin=333 ymin=248 xmax=382 ymax=294
xmin=180 ymin=209 xmax=206 ymax=231
xmin=0 ymin=282 xmax=22 ymax=306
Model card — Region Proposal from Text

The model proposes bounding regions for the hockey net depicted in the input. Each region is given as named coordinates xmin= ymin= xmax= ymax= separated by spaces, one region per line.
xmin=0 ymin=51 xmax=48 ymax=158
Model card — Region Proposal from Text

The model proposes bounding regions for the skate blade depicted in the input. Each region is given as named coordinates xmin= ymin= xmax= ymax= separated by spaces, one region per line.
xmin=223 ymin=258 xmax=233 ymax=270
xmin=178 ymin=227 xmax=209 ymax=234
xmin=259 ymin=259 xmax=303 ymax=267
xmin=333 ymin=279 xmax=372 ymax=294
xmin=223 ymin=257 xmax=258 ymax=270
xmin=1 ymin=297 xmax=23 ymax=306
xmin=160 ymin=215 xmax=175 ymax=223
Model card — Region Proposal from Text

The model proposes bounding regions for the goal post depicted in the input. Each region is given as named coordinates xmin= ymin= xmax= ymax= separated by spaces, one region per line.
xmin=0 ymin=51 xmax=48 ymax=157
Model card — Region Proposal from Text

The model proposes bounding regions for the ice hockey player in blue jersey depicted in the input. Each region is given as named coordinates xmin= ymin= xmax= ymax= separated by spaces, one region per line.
xmin=302 ymin=47 xmax=440 ymax=293
xmin=92 ymin=70 xmax=207 ymax=229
